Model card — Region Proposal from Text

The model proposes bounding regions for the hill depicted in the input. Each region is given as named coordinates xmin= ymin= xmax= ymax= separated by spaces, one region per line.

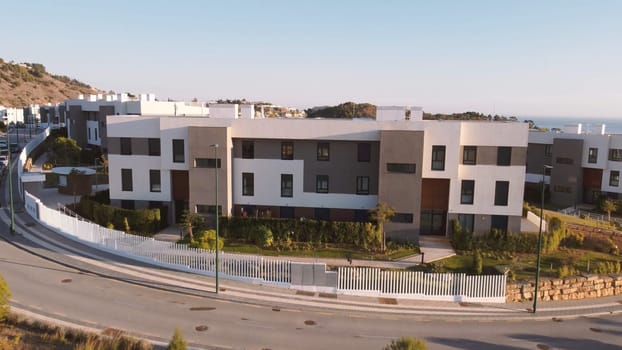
xmin=0 ymin=58 xmax=101 ymax=107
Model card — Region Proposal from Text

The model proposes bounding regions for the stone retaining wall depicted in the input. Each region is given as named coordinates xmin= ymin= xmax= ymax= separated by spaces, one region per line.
xmin=507 ymin=274 xmax=622 ymax=302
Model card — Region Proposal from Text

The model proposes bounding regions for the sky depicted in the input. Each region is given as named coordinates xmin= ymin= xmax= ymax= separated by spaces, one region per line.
xmin=2 ymin=0 xmax=621 ymax=118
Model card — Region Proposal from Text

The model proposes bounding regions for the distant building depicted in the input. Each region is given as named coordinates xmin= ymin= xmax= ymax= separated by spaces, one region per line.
xmin=106 ymin=105 xmax=528 ymax=241
xmin=526 ymin=123 xmax=618 ymax=208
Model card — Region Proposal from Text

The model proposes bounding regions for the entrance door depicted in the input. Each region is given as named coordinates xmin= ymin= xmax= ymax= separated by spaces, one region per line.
xmin=420 ymin=209 xmax=446 ymax=235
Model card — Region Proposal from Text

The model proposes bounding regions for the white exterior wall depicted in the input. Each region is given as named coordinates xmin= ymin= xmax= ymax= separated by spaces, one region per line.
xmin=376 ymin=106 xmax=406 ymax=121
xmin=209 ymin=104 xmax=239 ymax=119
xmin=108 ymin=155 xmax=171 ymax=202
xmin=421 ymin=121 xmax=461 ymax=179
xmin=233 ymin=159 xmax=378 ymax=209
xmin=581 ymin=134 xmax=609 ymax=169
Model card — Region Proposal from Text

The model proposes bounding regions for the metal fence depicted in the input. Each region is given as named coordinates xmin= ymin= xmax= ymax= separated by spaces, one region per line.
xmin=337 ymin=267 xmax=507 ymax=303
xmin=25 ymin=191 xmax=291 ymax=285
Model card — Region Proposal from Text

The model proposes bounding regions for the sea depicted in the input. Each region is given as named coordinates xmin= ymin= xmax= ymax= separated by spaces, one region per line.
xmin=521 ymin=116 xmax=622 ymax=134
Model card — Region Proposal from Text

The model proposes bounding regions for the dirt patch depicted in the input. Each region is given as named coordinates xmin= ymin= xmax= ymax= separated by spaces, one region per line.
xmin=272 ymin=307 xmax=281 ymax=312
xmin=304 ymin=320 xmax=316 ymax=326
xmin=195 ymin=325 xmax=208 ymax=332
xmin=318 ymin=293 xmax=338 ymax=299
xmin=60 ymin=279 xmax=72 ymax=283
xmin=296 ymin=290 xmax=316 ymax=297
xmin=378 ymin=298 xmax=398 ymax=305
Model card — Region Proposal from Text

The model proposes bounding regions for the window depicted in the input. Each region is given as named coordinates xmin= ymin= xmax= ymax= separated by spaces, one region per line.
xmin=281 ymin=142 xmax=294 ymax=160
xmin=491 ymin=215 xmax=509 ymax=233
xmin=281 ymin=174 xmax=293 ymax=197
xmin=457 ymin=214 xmax=474 ymax=233
xmin=588 ymin=148 xmax=598 ymax=163
xmin=556 ymin=157 xmax=573 ymax=165
xmin=460 ymin=180 xmax=474 ymax=204
xmin=172 ymin=139 xmax=184 ymax=163
xmin=242 ymin=173 xmax=254 ymax=196
xmin=120 ymin=137 xmax=132 ymax=155
xmin=497 ymin=147 xmax=512 ymax=166
xmin=149 ymin=170 xmax=161 ymax=192
xmin=95 ymin=128 xmax=98 ymax=141
xmin=610 ymin=171 xmax=620 ymax=187
xmin=554 ymin=185 xmax=572 ymax=193
xmin=121 ymin=168 xmax=133 ymax=191
xmin=121 ymin=200 xmax=135 ymax=210
xmin=391 ymin=213 xmax=414 ymax=223
xmin=609 ymin=149 xmax=622 ymax=162
xmin=88 ymin=128 xmax=91 ymax=140
xmin=148 ymin=138 xmax=161 ymax=156
xmin=196 ymin=205 xmax=222 ymax=215
xmin=316 ymin=175 xmax=329 ymax=193
xmin=354 ymin=210 xmax=369 ymax=222
xmin=280 ymin=206 xmax=295 ymax=219
xmin=357 ymin=143 xmax=371 ymax=162
xmin=194 ymin=158 xmax=221 ymax=168
xmin=356 ymin=176 xmax=370 ymax=195
xmin=545 ymin=166 xmax=552 ymax=176
xmin=387 ymin=163 xmax=416 ymax=173
xmin=432 ymin=145 xmax=445 ymax=170
xmin=463 ymin=146 xmax=477 ymax=165
xmin=544 ymin=144 xmax=552 ymax=157
xmin=242 ymin=141 xmax=254 ymax=159
xmin=317 ymin=142 xmax=330 ymax=161
xmin=494 ymin=181 xmax=509 ymax=206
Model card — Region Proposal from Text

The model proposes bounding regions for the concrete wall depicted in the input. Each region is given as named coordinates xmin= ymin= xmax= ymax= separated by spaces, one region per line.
xmin=290 ymin=263 xmax=337 ymax=292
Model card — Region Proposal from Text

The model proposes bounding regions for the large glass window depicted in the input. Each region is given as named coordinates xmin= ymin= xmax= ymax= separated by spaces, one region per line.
xmin=150 ymin=169 xmax=161 ymax=192
xmin=281 ymin=142 xmax=294 ymax=160
xmin=588 ymin=148 xmax=598 ymax=163
xmin=317 ymin=142 xmax=330 ymax=161
xmin=148 ymin=138 xmax=161 ymax=156
xmin=460 ymin=180 xmax=474 ymax=204
xmin=356 ymin=176 xmax=370 ymax=195
xmin=172 ymin=139 xmax=184 ymax=163
xmin=497 ymin=147 xmax=511 ymax=166
xmin=609 ymin=149 xmax=622 ymax=161
xmin=242 ymin=172 xmax=254 ymax=196
xmin=494 ymin=181 xmax=509 ymax=206
xmin=431 ymin=145 xmax=445 ymax=170
xmin=121 ymin=168 xmax=133 ymax=191
xmin=610 ymin=171 xmax=620 ymax=187
xmin=120 ymin=137 xmax=132 ymax=155
xmin=281 ymin=174 xmax=293 ymax=197
xmin=194 ymin=158 xmax=221 ymax=168
xmin=316 ymin=175 xmax=329 ymax=193
xmin=463 ymin=146 xmax=477 ymax=165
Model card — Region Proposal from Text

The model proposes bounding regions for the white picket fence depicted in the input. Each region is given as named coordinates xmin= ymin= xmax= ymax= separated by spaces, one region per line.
xmin=337 ymin=267 xmax=507 ymax=303
xmin=24 ymin=191 xmax=291 ymax=285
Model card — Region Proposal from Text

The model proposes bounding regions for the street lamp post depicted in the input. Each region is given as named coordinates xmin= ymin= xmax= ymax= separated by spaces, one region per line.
xmin=210 ymin=144 xmax=220 ymax=294
xmin=533 ymin=164 xmax=552 ymax=313
xmin=7 ymin=130 xmax=14 ymax=235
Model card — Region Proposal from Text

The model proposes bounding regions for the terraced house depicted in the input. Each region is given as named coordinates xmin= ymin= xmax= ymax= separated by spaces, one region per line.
xmin=106 ymin=105 xmax=528 ymax=242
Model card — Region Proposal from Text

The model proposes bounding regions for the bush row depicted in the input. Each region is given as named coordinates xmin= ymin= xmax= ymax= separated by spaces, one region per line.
xmin=71 ymin=197 xmax=165 ymax=234
xmin=219 ymin=216 xmax=380 ymax=250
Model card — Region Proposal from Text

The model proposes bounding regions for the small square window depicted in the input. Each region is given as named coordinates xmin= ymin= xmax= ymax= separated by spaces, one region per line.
xmin=120 ymin=138 xmax=132 ymax=155
xmin=463 ymin=146 xmax=477 ymax=165
xmin=497 ymin=147 xmax=511 ymax=166
xmin=281 ymin=142 xmax=294 ymax=160
xmin=148 ymin=138 xmax=161 ymax=156
xmin=316 ymin=175 xmax=329 ymax=193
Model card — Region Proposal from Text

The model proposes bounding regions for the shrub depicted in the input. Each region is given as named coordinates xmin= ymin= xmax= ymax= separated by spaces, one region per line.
xmin=583 ymin=235 xmax=617 ymax=254
xmin=451 ymin=220 xmax=472 ymax=251
xmin=562 ymin=231 xmax=584 ymax=248
xmin=557 ymin=265 xmax=578 ymax=278
xmin=168 ymin=328 xmax=187 ymax=350
xmin=383 ymin=336 xmax=428 ymax=350
xmin=190 ymin=230 xmax=224 ymax=250
xmin=0 ymin=273 xmax=10 ymax=322
xmin=252 ymin=225 xmax=274 ymax=247
xmin=548 ymin=217 xmax=563 ymax=233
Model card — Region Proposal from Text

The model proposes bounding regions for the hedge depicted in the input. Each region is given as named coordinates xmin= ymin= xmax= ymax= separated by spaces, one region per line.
xmin=72 ymin=197 xmax=165 ymax=234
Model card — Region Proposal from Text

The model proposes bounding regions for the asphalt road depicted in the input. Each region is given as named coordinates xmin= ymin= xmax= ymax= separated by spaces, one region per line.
xmin=2 ymin=235 xmax=622 ymax=350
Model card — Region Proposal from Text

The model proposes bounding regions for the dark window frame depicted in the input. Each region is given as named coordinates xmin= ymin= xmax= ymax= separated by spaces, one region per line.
xmin=497 ymin=147 xmax=512 ymax=166
xmin=148 ymin=138 xmax=161 ymax=156
xmin=356 ymin=176 xmax=370 ymax=195
xmin=121 ymin=168 xmax=133 ymax=191
xmin=149 ymin=169 xmax=161 ymax=192
xmin=460 ymin=180 xmax=474 ymax=204
xmin=172 ymin=139 xmax=184 ymax=163
xmin=194 ymin=158 xmax=221 ymax=168
xmin=609 ymin=149 xmax=622 ymax=162
xmin=242 ymin=172 xmax=254 ymax=196
xmin=494 ymin=180 xmax=509 ymax=206
xmin=390 ymin=213 xmax=414 ymax=223
xmin=316 ymin=175 xmax=329 ymax=193
xmin=544 ymin=144 xmax=552 ymax=157
xmin=610 ymin=171 xmax=620 ymax=187
xmin=463 ymin=146 xmax=477 ymax=165
xmin=431 ymin=145 xmax=446 ymax=171
xmin=317 ymin=142 xmax=330 ymax=161
xmin=281 ymin=174 xmax=293 ymax=197
xmin=387 ymin=163 xmax=416 ymax=173
xmin=120 ymin=137 xmax=132 ymax=155
xmin=588 ymin=148 xmax=598 ymax=163
xmin=281 ymin=141 xmax=294 ymax=160
xmin=242 ymin=141 xmax=255 ymax=159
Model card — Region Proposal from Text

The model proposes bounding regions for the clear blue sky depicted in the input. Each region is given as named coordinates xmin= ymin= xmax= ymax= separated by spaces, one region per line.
xmin=3 ymin=0 xmax=621 ymax=118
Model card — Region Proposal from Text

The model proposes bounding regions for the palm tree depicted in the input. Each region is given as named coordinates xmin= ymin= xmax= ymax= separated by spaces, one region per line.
xmin=369 ymin=202 xmax=395 ymax=252
xmin=600 ymin=199 xmax=618 ymax=222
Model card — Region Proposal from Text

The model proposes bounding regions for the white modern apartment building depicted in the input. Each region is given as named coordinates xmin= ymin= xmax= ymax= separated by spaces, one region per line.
xmin=527 ymin=123 xmax=622 ymax=208
xmin=106 ymin=105 xmax=528 ymax=241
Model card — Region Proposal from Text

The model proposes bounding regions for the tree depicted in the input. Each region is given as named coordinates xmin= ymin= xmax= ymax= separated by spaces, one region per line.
xmin=168 ymin=327 xmax=187 ymax=350
xmin=179 ymin=210 xmax=205 ymax=241
xmin=472 ymin=249 xmax=483 ymax=275
xmin=49 ymin=136 xmax=81 ymax=166
xmin=369 ymin=202 xmax=395 ymax=251
xmin=0 ymin=273 xmax=11 ymax=322
xmin=383 ymin=336 xmax=428 ymax=350
xmin=600 ymin=199 xmax=618 ymax=222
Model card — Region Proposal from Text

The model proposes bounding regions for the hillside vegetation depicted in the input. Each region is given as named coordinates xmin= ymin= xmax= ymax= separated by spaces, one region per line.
xmin=0 ymin=58 xmax=100 ymax=107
